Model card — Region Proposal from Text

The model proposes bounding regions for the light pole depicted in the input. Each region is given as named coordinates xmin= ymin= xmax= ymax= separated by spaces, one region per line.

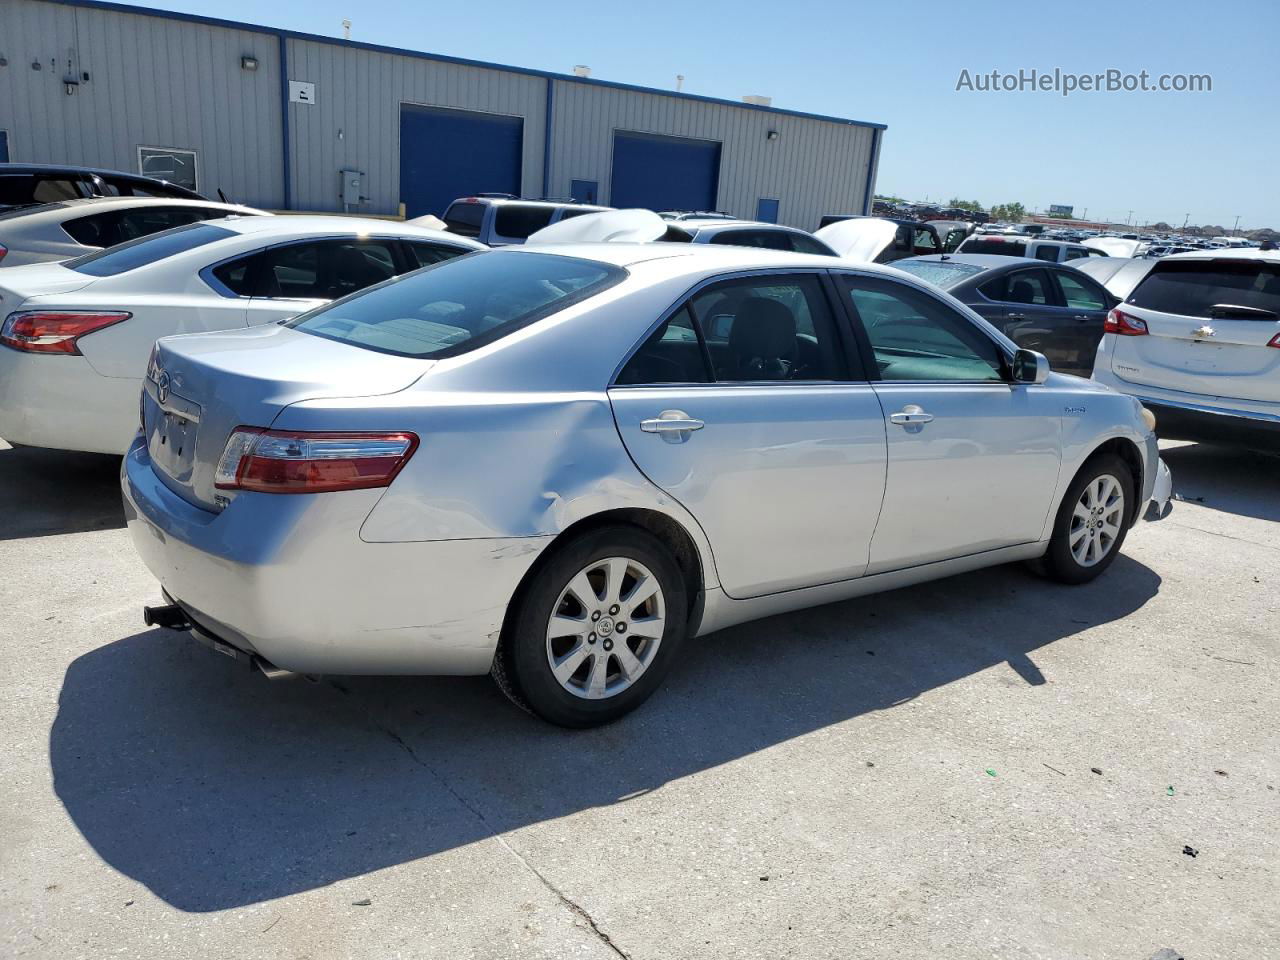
xmin=1182 ymin=213 xmax=1190 ymax=230
xmin=1127 ymin=210 xmax=1134 ymax=226
xmin=1233 ymin=215 xmax=1241 ymax=236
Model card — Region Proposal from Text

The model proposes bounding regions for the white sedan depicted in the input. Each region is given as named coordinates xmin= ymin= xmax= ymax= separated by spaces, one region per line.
xmin=0 ymin=196 xmax=266 ymax=267
xmin=0 ymin=216 xmax=484 ymax=454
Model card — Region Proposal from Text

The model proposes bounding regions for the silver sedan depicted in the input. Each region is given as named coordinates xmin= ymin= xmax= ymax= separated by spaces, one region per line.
xmin=122 ymin=242 xmax=1172 ymax=726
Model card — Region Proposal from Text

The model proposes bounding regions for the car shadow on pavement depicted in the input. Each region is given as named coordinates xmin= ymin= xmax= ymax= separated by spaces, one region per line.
xmin=50 ymin=555 xmax=1161 ymax=913
xmin=1158 ymin=440 xmax=1279 ymax=523
xmin=0 ymin=443 xmax=124 ymax=540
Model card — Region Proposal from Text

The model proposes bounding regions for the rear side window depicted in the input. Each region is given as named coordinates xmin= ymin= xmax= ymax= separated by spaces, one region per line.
xmin=494 ymin=204 xmax=556 ymax=240
xmin=62 ymin=212 xmax=119 ymax=247
xmin=1127 ymin=259 xmax=1280 ymax=319
xmin=255 ymin=239 xmax=398 ymax=299
xmin=287 ymin=251 xmax=624 ymax=358
xmin=443 ymin=202 xmax=485 ymax=237
xmin=405 ymin=241 xmax=471 ymax=269
xmin=66 ymin=222 xmax=236 ymax=276
xmin=961 ymin=237 xmax=1029 ymax=257
xmin=116 ymin=206 xmax=215 ymax=241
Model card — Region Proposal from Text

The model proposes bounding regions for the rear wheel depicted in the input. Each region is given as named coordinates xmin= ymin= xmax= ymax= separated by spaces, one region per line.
xmin=1039 ymin=453 xmax=1135 ymax=584
xmin=495 ymin=526 xmax=688 ymax=727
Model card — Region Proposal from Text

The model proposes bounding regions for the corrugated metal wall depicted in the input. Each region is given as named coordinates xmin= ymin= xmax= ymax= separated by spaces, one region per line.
xmin=548 ymin=81 xmax=877 ymax=231
xmin=2 ymin=0 xmax=881 ymax=228
xmin=0 ymin=0 xmax=285 ymax=207
xmin=284 ymin=37 xmax=546 ymax=213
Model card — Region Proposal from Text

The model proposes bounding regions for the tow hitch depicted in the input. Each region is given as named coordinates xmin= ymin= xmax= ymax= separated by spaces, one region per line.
xmin=142 ymin=603 xmax=191 ymax=631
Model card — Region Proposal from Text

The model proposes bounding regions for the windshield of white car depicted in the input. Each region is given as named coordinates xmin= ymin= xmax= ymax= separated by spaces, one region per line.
xmin=66 ymin=222 xmax=238 ymax=277
xmin=286 ymin=251 xmax=626 ymax=358
xmin=1126 ymin=259 xmax=1280 ymax=319
xmin=892 ymin=260 xmax=985 ymax=289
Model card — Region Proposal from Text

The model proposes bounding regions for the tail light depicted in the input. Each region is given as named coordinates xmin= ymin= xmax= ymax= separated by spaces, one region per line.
xmin=1268 ymin=333 xmax=1280 ymax=348
xmin=1 ymin=310 xmax=130 ymax=354
xmin=0 ymin=243 xmax=7 ymax=264
xmin=1104 ymin=308 xmax=1149 ymax=336
xmin=215 ymin=428 xmax=418 ymax=494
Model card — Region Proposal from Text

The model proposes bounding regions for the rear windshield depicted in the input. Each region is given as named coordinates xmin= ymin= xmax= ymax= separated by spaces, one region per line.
xmin=1127 ymin=259 xmax=1280 ymax=318
xmin=65 ymin=222 xmax=236 ymax=277
xmin=443 ymin=202 xmax=485 ymax=237
xmin=960 ymin=237 xmax=1028 ymax=257
xmin=892 ymin=259 xmax=985 ymax=289
xmin=286 ymin=251 xmax=626 ymax=358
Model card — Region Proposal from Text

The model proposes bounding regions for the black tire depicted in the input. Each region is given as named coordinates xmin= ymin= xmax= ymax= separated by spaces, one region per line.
xmin=1038 ymin=453 xmax=1135 ymax=584
xmin=495 ymin=525 xmax=689 ymax=727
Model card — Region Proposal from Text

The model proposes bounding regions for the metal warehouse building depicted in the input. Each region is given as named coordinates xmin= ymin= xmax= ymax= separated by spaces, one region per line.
xmin=0 ymin=0 xmax=885 ymax=229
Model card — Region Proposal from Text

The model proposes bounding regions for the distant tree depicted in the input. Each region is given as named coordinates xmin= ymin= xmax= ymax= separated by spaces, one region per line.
xmin=947 ymin=198 xmax=985 ymax=213
xmin=1149 ymin=222 xmax=1173 ymax=232
xmin=989 ymin=202 xmax=1026 ymax=222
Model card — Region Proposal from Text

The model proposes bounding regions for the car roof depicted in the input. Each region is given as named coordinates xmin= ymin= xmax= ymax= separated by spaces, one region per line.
xmin=509 ymin=240 xmax=891 ymax=275
xmin=681 ymin=220 xmax=804 ymax=232
xmin=8 ymin=196 xmax=259 ymax=217
xmin=207 ymin=215 xmax=488 ymax=246
xmin=905 ymin=253 xmax=1056 ymax=271
xmin=1161 ymin=247 xmax=1280 ymax=263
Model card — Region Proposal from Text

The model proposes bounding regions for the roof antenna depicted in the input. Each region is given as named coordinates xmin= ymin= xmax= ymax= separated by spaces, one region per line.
xmin=342 ymin=18 xmax=352 ymax=40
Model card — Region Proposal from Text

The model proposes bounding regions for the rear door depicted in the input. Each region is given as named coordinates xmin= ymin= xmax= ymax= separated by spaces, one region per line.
xmin=1046 ymin=267 xmax=1113 ymax=376
xmin=1115 ymin=257 xmax=1280 ymax=403
xmin=608 ymin=271 xmax=888 ymax=598
xmin=836 ymin=272 xmax=1061 ymax=572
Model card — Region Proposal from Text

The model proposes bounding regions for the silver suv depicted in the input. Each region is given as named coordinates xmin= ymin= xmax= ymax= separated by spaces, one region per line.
xmin=442 ymin=196 xmax=611 ymax=246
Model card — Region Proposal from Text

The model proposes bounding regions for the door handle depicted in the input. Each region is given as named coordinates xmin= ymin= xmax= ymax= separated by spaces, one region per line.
xmin=1073 ymin=314 xmax=1093 ymax=321
xmin=641 ymin=410 xmax=705 ymax=440
xmin=1007 ymin=312 xmax=1027 ymax=320
xmin=889 ymin=405 xmax=934 ymax=426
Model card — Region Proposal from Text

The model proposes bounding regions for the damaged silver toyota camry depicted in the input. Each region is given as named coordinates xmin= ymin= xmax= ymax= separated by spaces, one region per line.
xmin=123 ymin=227 xmax=1172 ymax=726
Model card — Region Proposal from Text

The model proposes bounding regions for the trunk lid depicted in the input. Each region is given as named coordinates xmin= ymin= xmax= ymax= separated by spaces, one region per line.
xmin=0 ymin=261 xmax=99 ymax=307
xmin=1110 ymin=256 xmax=1280 ymax=403
xmin=144 ymin=323 xmax=432 ymax=510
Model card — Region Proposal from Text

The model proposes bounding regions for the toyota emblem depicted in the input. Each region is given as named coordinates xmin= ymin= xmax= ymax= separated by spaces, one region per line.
xmin=156 ymin=370 xmax=171 ymax=404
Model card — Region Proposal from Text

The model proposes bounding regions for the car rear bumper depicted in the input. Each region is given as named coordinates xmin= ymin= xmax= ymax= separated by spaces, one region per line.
xmin=122 ymin=436 xmax=551 ymax=676
xmin=1093 ymin=367 xmax=1280 ymax=446
xmin=0 ymin=348 xmax=140 ymax=454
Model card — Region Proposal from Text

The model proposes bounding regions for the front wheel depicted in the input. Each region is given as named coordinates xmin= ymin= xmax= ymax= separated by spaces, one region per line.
xmin=1038 ymin=453 xmax=1135 ymax=584
xmin=494 ymin=526 xmax=689 ymax=727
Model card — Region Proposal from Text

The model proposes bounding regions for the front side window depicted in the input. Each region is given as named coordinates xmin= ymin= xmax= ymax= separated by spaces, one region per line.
xmin=405 ymin=240 xmax=471 ymax=269
xmin=912 ymin=229 xmax=938 ymax=254
xmin=288 ymin=251 xmax=624 ymax=358
xmin=616 ymin=274 xmax=847 ymax=385
xmin=256 ymin=239 xmax=398 ymax=299
xmin=982 ymin=269 xmax=1052 ymax=305
xmin=115 ymin=206 xmax=212 ymax=242
xmin=842 ymin=275 xmax=1005 ymax=382
xmin=1056 ymin=271 xmax=1107 ymax=310
xmin=1033 ymin=245 xmax=1061 ymax=262
xmin=493 ymin=203 xmax=556 ymax=240
xmin=66 ymin=222 xmax=236 ymax=277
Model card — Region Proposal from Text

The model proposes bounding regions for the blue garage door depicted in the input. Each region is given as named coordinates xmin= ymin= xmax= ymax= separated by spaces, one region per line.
xmin=610 ymin=131 xmax=721 ymax=212
xmin=400 ymin=105 xmax=523 ymax=218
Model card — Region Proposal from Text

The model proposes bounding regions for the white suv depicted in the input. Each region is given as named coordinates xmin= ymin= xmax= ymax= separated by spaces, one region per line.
xmin=1092 ymin=249 xmax=1280 ymax=445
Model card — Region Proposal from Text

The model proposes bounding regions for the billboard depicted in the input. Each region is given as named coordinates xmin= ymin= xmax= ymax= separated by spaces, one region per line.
xmin=1048 ymin=204 xmax=1074 ymax=218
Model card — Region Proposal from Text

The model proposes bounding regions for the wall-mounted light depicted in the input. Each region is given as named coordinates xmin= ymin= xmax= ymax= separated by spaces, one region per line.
xmin=241 ymin=56 xmax=259 ymax=71
xmin=766 ymin=130 xmax=779 ymax=141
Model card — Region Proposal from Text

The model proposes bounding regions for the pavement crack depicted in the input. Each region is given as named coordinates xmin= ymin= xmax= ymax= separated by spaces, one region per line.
xmin=348 ymin=692 xmax=631 ymax=960
xmin=1163 ymin=519 xmax=1279 ymax=553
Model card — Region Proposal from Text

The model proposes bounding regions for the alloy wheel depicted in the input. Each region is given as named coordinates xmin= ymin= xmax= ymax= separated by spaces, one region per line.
xmin=1069 ymin=474 xmax=1125 ymax=567
xmin=545 ymin=556 xmax=666 ymax=700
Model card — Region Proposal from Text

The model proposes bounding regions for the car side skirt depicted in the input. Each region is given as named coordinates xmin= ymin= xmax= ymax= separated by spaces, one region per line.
xmin=693 ymin=540 xmax=1049 ymax=637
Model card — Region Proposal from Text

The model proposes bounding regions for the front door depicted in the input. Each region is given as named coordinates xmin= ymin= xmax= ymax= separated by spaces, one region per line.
xmin=608 ymin=272 xmax=887 ymax=599
xmin=836 ymin=272 xmax=1062 ymax=573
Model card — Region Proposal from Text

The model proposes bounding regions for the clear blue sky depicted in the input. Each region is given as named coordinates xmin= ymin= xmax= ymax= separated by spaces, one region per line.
xmin=118 ymin=0 xmax=1278 ymax=229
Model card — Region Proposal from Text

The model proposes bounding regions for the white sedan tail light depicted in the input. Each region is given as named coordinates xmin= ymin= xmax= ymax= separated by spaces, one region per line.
xmin=0 ymin=310 xmax=131 ymax=354
xmin=214 ymin=429 xmax=418 ymax=494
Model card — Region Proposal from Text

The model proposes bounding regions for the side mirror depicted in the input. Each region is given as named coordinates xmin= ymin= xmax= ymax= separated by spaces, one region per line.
xmin=1012 ymin=348 xmax=1050 ymax=384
